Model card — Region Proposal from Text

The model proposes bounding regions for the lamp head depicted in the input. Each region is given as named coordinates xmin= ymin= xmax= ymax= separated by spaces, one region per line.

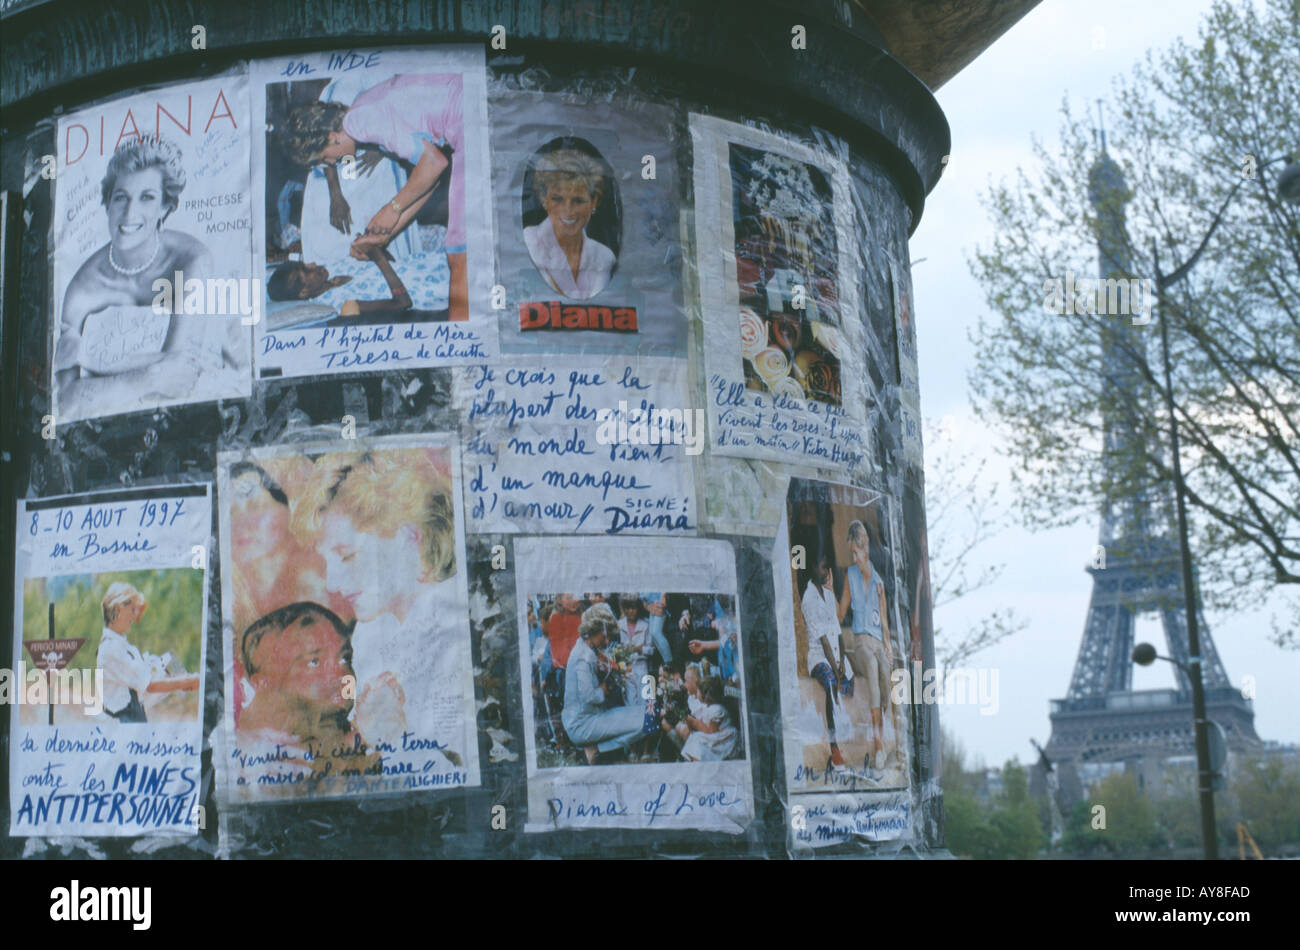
xmin=1132 ymin=642 xmax=1158 ymax=667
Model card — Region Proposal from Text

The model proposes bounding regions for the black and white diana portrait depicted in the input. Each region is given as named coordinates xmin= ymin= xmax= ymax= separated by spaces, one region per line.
xmin=52 ymin=75 xmax=253 ymax=422
xmin=57 ymin=138 xmax=225 ymax=417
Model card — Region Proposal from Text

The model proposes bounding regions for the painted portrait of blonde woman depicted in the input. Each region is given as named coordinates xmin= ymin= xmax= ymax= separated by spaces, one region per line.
xmin=289 ymin=447 xmax=466 ymax=760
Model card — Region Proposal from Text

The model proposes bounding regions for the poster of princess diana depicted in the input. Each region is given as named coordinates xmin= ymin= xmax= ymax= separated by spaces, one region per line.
xmin=490 ymin=91 xmax=686 ymax=358
xmin=772 ymin=477 xmax=913 ymax=848
xmin=51 ymin=71 xmax=253 ymax=422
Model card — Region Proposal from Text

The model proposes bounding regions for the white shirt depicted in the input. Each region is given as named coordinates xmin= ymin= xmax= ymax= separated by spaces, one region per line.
xmin=801 ymin=580 xmax=843 ymax=673
xmin=617 ymin=617 xmax=652 ymax=706
xmin=523 ymin=222 xmax=615 ymax=300
xmin=681 ymin=702 xmax=738 ymax=761
xmin=97 ymin=627 xmax=153 ymax=715
xmin=350 ymin=581 xmax=465 ymax=746
xmin=687 ymin=693 xmax=707 ymax=719
xmin=618 ymin=618 xmax=651 ymax=656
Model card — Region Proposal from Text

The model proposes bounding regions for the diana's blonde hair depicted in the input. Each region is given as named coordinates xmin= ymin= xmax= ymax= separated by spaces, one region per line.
xmin=101 ymin=134 xmax=186 ymax=219
xmin=102 ymin=581 xmax=147 ymax=624
xmin=579 ymin=602 xmax=618 ymax=640
xmin=533 ymin=148 xmax=607 ymax=205
xmin=290 ymin=449 xmax=456 ymax=582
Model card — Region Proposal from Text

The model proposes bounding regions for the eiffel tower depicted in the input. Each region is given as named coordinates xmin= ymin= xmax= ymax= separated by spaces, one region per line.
xmin=1043 ymin=130 xmax=1260 ymax=782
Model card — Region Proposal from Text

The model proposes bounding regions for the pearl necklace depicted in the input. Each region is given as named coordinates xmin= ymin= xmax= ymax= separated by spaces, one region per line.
xmin=108 ymin=232 xmax=161 ymax=276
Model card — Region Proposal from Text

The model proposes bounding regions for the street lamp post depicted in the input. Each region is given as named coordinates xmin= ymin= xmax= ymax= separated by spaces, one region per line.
xmin=1143 ymin=153 xmax=1300 ymax=861
xmin=1147 ymin=283 xmax=1218 ymax=860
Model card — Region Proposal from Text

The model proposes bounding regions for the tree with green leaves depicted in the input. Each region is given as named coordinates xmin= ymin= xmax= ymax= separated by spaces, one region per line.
xmin=1226 ymin=754 xmax=1300 ymax=851
xmin=1060 ymin=800 xmax=1106 ymax=856
xmin=941 ymin=730 xmax=1046 ymax=859
xmin=969 ymin=0 xmax=1300 ymax=640
xmin=1084 ymin=772 xmax=1165 ymax=856
xmin=940 ymin=728 xmax=994 ymax=857
xmin=986 ymin=759 xmax=1046 ymax=859
xmin=1152 ymin=774 xmax=1202 ymax=850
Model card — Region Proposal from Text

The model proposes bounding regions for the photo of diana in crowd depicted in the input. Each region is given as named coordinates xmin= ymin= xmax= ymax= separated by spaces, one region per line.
xmin=527 ymin=591 xmax=743 ymax=768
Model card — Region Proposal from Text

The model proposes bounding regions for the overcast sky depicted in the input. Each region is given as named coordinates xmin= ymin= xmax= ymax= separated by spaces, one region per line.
xmin=909 ymin=0 xmax=1298 ymax=769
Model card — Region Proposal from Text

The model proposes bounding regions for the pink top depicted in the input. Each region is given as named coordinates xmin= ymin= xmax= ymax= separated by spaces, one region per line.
xmin=344 ymin=74 xmax=466 ymax=251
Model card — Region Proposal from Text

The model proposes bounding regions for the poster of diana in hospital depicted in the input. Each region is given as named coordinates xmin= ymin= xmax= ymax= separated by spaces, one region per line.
xmin=250 ymin=47 xmax=496 ymax=379
xmin=50 ymin=71 xmax=254 ymax=423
